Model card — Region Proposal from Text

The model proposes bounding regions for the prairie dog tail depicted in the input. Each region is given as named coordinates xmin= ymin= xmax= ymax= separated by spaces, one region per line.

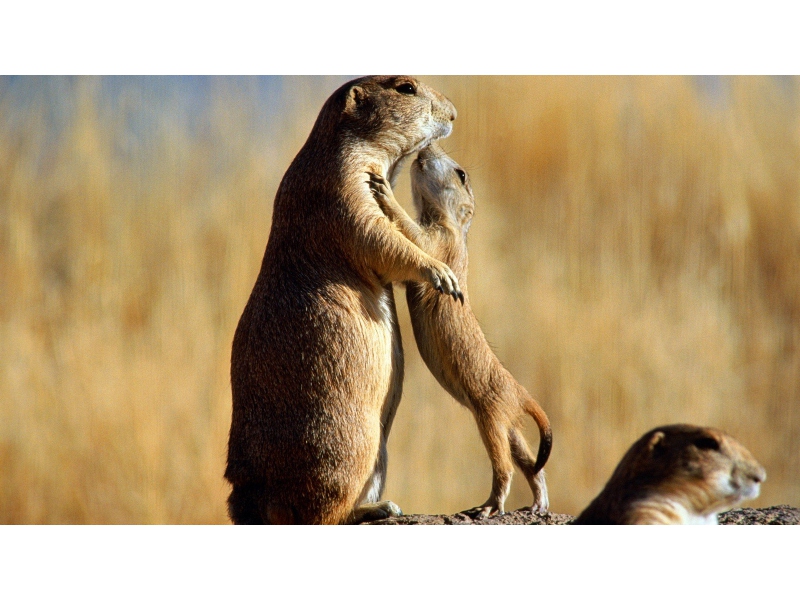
xmin=521 ymin=391 xmax=552 ymax=474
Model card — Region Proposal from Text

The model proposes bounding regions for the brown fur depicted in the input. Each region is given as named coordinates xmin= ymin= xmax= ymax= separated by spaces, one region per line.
xmin=573 ymin=424 xmax=766 ymax=524
xmin=225 ymin=76 xmax=461 ymax=525
xmin=368 ymin=144 xmax=552 ymax=517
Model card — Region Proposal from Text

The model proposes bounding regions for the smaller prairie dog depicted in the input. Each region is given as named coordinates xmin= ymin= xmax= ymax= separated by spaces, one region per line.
xmin=573 ymin=424 xmax=766 ymax=525
xmin=368 ymin=144 xmax=552 ymax=517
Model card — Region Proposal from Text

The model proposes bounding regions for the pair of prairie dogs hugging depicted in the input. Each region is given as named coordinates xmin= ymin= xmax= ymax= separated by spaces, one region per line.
xmin=225 ymin=76 xmax=765 ymax=525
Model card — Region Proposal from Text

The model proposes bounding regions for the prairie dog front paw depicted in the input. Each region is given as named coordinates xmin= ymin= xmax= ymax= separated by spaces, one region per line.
xmin=425 ymin=259 xmax=464 ymax=304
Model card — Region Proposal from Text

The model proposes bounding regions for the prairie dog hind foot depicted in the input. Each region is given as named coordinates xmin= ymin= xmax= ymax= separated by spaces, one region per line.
xmin=349 ymin=501 xmax=403 ymax=524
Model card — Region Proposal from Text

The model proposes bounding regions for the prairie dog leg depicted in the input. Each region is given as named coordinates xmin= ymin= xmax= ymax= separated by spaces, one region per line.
xmin=355 ymin=296 xmax=404 ymax=520
xmin=368 ymin=173 xmax=428 ymax=247
xmin=360 ymin=435 xmax=389 ymax=504
xmin=353 ymin=438 xmax=401 ymax=524
xmin=509 ymin=428 xmax=549 ymax=513
xmin=367 ymin=173 xmax=463 ymax=303
xmin=462 ymin=417 xmax=514 ymax=519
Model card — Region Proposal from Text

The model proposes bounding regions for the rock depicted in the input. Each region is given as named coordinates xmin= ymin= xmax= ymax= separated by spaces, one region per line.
xmin=717 ymin=505 xmax=800 ymax=525
xmin=365 ymin=505 xmax=800 ymax=525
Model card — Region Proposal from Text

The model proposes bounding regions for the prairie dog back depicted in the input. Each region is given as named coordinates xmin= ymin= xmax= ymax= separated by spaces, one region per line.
xmin=573 ymin=424 xmax=766 ymax=525
xmin=369 ymin=144 xmax=552 ymax=517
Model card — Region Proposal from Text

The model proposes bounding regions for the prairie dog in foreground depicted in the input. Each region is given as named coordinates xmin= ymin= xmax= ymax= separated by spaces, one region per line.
xmin=368 ymin=144 xmax=552 ymax=517
xmin=226 ymin=76 xmax=461 ymax=525
xmin=573 ymin=424 xmax=766 ymax=524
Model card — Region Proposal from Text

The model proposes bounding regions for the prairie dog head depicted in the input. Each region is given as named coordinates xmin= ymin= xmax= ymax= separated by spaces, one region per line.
xmin=317 ymin=76 xmax=457 ymax=182
xmin=410 ymin=143 xmax=475 ymax=233
xmin=613 ymin=424 xmax=766 ymax=519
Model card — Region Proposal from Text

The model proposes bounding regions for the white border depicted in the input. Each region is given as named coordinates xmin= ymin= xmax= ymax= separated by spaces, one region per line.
xmin=2 ymin=524 xmax=796 ymax=597
xmin=2 ymin=2 xmax=798 ymax=74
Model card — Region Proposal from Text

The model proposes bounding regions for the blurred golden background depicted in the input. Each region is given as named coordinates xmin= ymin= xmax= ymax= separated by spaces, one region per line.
xmin=1 ymin=76 xmax=798 ymax=523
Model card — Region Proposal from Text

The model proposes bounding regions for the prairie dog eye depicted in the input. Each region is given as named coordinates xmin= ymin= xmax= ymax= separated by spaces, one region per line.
xmin=396 ymin=83 xmax=416 ymax=95
xmin=455 ymin=168 xmax=467 ymax=185
xmin=693 ymin=437 xmax=720 ymax=451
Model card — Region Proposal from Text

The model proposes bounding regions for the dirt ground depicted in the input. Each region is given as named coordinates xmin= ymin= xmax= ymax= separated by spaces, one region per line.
xmin=367 ymin=505 xmax=800 ymax=525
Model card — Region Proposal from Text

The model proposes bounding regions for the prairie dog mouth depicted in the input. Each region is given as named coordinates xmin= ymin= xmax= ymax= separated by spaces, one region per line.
xmin=740 ymin=481 xmax=761 ymax=501
xmin=434 ymin=120 xmax=453 ymax=141
xmin=388 ymin=122 xmax=451 ymax=186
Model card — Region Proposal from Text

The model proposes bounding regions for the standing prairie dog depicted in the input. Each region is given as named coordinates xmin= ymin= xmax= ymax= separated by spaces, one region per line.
xmin=226 ymin=76 xmax=462 ymax=525
xmin=573 ymin=424 xmax=766 ymax=525
xmin=368 ymin=144 xmax=552 ymax=517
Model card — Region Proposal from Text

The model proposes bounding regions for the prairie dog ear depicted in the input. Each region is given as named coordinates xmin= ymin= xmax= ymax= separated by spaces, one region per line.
xmin=345 ymin=85 xmax=366 ymax=115
xmin=646 ymin=431 xmax=666 ymax=454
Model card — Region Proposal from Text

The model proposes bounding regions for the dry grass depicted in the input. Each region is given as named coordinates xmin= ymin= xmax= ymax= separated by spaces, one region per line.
xmin=1 ymin=76 xmax=798 ymax=523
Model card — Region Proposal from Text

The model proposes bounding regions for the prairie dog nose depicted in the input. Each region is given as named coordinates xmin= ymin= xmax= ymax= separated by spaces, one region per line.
xmin=447 ymin=99 xmax=457 ymax=121
xmin=750 ymin=466 xmax=766 ymax=484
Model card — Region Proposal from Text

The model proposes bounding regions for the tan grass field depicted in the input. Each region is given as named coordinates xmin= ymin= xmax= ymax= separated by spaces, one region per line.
xmin=1 ymin=76 xmax=798 ymax=523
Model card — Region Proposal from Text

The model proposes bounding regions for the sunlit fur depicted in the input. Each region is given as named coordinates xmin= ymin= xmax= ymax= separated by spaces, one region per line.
xmin=226 ymin=76 xmax=459 ymax=524
xmin=573 ymin=424 xmax=766 ymax=525
xmin=370 ymin=144 xmax=552 ymax=517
